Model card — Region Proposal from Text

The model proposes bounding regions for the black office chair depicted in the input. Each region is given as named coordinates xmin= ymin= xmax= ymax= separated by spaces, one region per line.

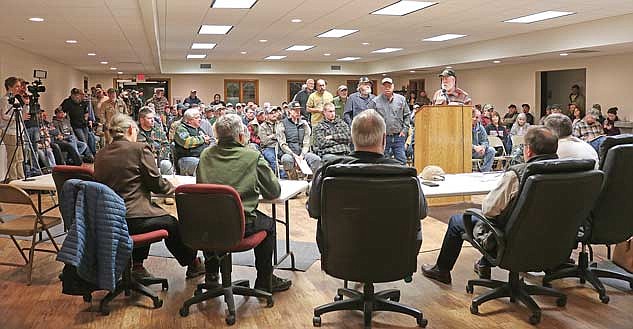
xmin=462 ymin=159 xmax=603 ymax=324
xmin=543 ymin=135 xmax=633 ymax=303
xmin=313 ymin=164 xmax=428 ymax=328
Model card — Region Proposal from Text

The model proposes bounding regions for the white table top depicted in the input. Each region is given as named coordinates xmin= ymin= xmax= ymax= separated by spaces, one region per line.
xmin=9 ymin=174 xmax=309 ymax=204
xmin=419 ymin=172 xmax=503 ymax=198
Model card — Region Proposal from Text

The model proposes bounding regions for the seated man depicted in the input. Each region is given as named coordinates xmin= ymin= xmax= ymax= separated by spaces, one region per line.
xmin=421 ymin=127 xmax=559 ymax=284
xmin=50 ymin=107 xmax=92 ymax=164
xmin=174 ymin=108 xmax=211 ymax=175
xmin=573 ymin=109 xmax=606 ymax=152
xmin=247 ymin=109 xmax=267 ymax=150
xmin=196 ymin=114 xmax=292 ymax=293
xmin=544 ymin=113 xmax=598 ymax=168
xmin=137 ymin=107 xmax=173 ymax=175
xmin=308 ymin=109 xmax=427 ymax=253
xmin=472 ymin=109 xmax=496 ymax=172
xmin=259 ymin=107 xmax=284 ymax=177
xmin=277 ymin=101 xmax=321 ymax=178
xmin=312 ymin=102 xmax=351 ymax=162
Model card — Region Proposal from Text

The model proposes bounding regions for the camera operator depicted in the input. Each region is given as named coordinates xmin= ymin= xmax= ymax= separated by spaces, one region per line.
xmin=60 ymin=88 xmax=96 ymax=156
xmin=0 ymin=77 xmax=30 ymax=180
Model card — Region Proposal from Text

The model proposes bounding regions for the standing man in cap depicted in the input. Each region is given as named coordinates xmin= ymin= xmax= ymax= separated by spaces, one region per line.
xmin=146 ymin=88 xmax=170 ymax=125
xmin=291 ymin=78 xmax=315 ymax=121
xmin=373 ymin=77 xmax=411 ymax=165
xmin=183 ymin=90 xmax=202 ymax=106
xmin=98 ymin=87 xmax=129 ymax=144
xmin=432 ymin=69 xmax=472 ymax=105
xmin=343 ymin=76 xmax=376 ymax=125
xmin=306 ymin=79 xmax=334 ymax=126
xmin=333 ymin=85 xmax=348 ymax=119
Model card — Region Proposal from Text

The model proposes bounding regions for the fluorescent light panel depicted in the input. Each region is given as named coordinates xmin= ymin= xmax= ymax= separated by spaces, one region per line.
xmin=265 ymin=55 xmax=286 ymax=60
xmin=198 ymin=25 xmax=233 ymax=35
xmin=423 ymin=34 xmax=466 ymax=41
xmin=192 ymin=43 xmax=216 ymax=49
xmin=28 ymin=17 xmax=44 ymax=22
xmin=504 ymin=11 xmax=574 ymax=24
xmin=187 ymin=54 xmax=207 ymax=59
xmin=371 ymin=1 xmax=437 ymax=16
xmin=317 ymin=29 xmax=358 ymax=38
xmin=211 ymin=0 xmax=257 ymax=9
xmin=372 ymin=47 xmax=403 ymax=53
xmin=286 ymin=45 xmax=314 ymax=51
xmin=337 ymin=57 xmax=361 ymax=61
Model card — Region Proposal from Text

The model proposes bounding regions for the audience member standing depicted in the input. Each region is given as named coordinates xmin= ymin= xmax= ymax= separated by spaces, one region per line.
xmin=61 ymin=88 xmax=96 ymax=156
xmin=332 ymin=85 xmax=348 ymax=119
xmin=183 ymin=90 xmax=202 ymax=106
xmin=146 ymin=88 xmax=170 ymax=125
xmin=343 ymin=77 xmax=376 ymax=125
xmin=292 ymin=79 xmax=315 ymax=121
xmin=431 ymin=69 xmax=472 ymax=105
xmin=569 ymin=84 xmax=585 ymax=113
xmin=373 ymin=77 xmax=410 ymax=165
xmin=306 ymin=79 xmax=334 ymax=126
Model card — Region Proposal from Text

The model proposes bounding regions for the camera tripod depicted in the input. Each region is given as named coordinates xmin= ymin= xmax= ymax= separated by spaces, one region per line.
xmin=0 ymin=102 xmax=43 ymax=183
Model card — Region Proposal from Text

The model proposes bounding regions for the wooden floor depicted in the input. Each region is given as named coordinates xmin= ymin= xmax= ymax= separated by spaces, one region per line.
xmin=1 ymin=194 xmax=632 ymax=329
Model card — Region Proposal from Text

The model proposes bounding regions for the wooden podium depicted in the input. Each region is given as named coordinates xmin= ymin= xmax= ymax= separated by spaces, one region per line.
xmin=414 ymin=105 xmax=472 ymax=205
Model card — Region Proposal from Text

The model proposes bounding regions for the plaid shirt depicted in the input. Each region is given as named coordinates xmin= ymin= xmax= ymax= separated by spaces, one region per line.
xmin=312 ymin=118 xmax=351 ymax=156
xmin=137 ymin=125 xmax=170 ymax=160
xmin=573 ymin=120 xmax=604 ymax=141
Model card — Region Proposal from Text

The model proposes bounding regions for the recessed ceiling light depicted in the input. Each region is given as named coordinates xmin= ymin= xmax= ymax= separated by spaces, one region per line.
xmin=117 ymin=72 xmax=123 ymax=74
xmin=285 ymin=45 xmax=314 ymax=51
xmin=264 ymin=55 xmax=286 ymax=60
xmin=504 ymin=11 xmax=575 ymax=24
xmin=323 ymin=53 xmax=331 ymax=56
xmin=372 ymin=47 xmax=403 ymax=53
xmin=337 ymin=57 xmax=361 ymax=61
xmin=100 ymin=61 xmax=108 ymax=64
xmin=28 ymin=17 xmax=44 ymax=22
xmin=410 ymin=70 xmax=416 ymax=73
xmin=65 ymin=40 xmax=78 ymax=44
xmin=291 ymin=18 xmax=302 ymax=23
xmin=382 ymin=73 xmax=387 ymax=76
xmin=186 ymin=54 xmax=207 ymax=59
xmin=211 ymin=0 xmax=258 ymax=9
xmin=259 ymin=39 xmax=268 ymax=43
xmin=445 ymin=66 xmax=453 ymax=69
xmin=110 ymin=67 xmax=117 ymax=70
xmin=560 ymin=53 xmax=569 ymax=56
xmin=192 ymin=43 xmax=216 ymax=49
xmin=87 ymin=53 xmax=96 ymax=56
xmin=423 ymin=34 xmax=466 ymax=42
xmin=493 ymin=60 xmax=501 ymax=64
xmin=371 ymin=1 xmax=437 ymax=16
xmin=362 ymin=42 xmax=370 ymax=45
xmin=198 ymin=25 xmax=233 ymax=35
xmin=317 ymin=29 xmax=359 ymax=38
xmin=240 ymin=51 xmax=247 ymax=54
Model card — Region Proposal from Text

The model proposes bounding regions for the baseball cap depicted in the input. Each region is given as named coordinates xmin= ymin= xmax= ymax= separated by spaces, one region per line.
xmin=256 ymin=109 xmax=266 ymax=115
xmin=290 ymin=101 xmax=301 ymax=108
xmin=106 ymin=87 xmax=117 ymax=94
xmin=381 ymin=77 xmax=393 ymax=84
xmin=337 ymin=85 xmax=348 ymax=91
xmin=190 ymin=89 xmax=197 ymax=93
xmin=269 ymin=106 xmax=280 ymax=113
xmin=235 ymin=103 xmax=242 ymax=108
xmin=420 ymin=165 xmax=446 ymax=181
xmin=358 ymin=76 xmax=372 ymax=85
xmin=439 ymin=68 xmax=456 ymax=78
xmin=227 ymin=102 xmax=234 ymax=107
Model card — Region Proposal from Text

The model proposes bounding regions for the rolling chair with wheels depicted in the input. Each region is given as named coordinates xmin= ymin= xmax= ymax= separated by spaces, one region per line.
xmin=313 ymin=164 xmax=428 ymax=328
xmin=543 ymin=135 xmax=633 ymax=303
xmin=175 ymin=184 xmax=273 ymax=326
xmin=462 ymin=159 xmax=603 ymax=324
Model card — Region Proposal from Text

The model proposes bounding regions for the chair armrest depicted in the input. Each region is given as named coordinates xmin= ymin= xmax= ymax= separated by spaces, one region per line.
xmin=462 ymin=208 xmax=505 ymax=266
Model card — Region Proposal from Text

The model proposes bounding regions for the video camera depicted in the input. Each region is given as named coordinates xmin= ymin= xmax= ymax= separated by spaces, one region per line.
xmin=28 ymin=70 xmax=47 ymax=114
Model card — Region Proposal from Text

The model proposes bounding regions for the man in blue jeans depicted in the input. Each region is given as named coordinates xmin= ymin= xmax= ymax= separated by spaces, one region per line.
xmin=259 ymin=107 xmax=285 ymax=177
xmin=373 ymin=77 xmax=410 ymax=165
xmin=421 ymin=127 xmax=559 ymax=284
xmin=472 ymin=109 xmax=495 ymax=172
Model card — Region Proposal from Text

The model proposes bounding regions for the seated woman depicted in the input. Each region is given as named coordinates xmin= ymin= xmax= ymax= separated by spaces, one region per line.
xmin=93 ymin=114 xmax=203 ymax=279
xmin=510 ymin=113 xmax=530 ymax=136
xmin=603 ymin=107 xmax=621 ymax=136
xmin=572 ymin=106 xmax=584 ymax=126
xmin=485 ymin=111 xmax=512 ymax=155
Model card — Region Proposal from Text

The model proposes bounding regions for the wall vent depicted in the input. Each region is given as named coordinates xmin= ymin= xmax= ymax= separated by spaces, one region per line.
xmin=330 ymin=65 xmax=341 ymax=71
xmin=200 ymin=63 xmax=212 ymax=69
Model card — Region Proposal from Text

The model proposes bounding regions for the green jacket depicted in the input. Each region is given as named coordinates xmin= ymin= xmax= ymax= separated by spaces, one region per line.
xmin=333 ymin=96 xmax=347 ymax=119
xmin=196 ymin=139 xmax=281 ymax=223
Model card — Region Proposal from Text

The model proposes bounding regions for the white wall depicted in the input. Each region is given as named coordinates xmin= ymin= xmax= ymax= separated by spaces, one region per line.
xmin=0 ymin=40 xmax=86 ymax=114
xmin=544 ymin=69 xmax=586 ymax=109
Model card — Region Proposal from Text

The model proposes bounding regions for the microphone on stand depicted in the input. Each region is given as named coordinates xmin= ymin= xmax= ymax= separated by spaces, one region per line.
xmin=441 ymin=88 xmax=449 ymax=104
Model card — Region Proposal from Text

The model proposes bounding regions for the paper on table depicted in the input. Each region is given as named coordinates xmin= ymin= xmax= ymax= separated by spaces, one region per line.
xmin=297 ymin=158 xmax=313 ymax=175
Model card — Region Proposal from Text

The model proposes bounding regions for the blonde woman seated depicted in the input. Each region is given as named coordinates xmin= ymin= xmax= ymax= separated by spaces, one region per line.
xmin=510 ymin=113 xmax=531 ymax=136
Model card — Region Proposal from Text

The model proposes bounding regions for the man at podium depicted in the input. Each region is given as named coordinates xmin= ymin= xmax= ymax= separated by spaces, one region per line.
xmin=431 ymin=69 xmax=472 ymax=106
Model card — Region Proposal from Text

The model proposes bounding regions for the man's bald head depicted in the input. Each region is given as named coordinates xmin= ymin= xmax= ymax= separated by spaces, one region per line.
xmin=351 ymin=109 xmax=386 ymax=151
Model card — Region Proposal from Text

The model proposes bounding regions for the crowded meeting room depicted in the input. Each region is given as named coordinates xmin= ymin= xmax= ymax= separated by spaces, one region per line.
xmin=2 ymin=0 xmax=633 ymax=328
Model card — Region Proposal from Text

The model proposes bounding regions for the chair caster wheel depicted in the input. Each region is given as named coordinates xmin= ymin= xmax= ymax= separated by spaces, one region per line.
xmin=600 ymin=295 xmax=610 ymax=304
xmin=543 ymin=282 xmax=552 ymax=288
xmin=417 ymin=316 xmax=428 ymax=328
xmin=529 ymin=312 xmax=541 ymax=325
xmin=194 ymin=288 xmax=203 ymax=296
xmin=83 ymin=294 xmax=92 ymax=303
xmin=153 ymin=298 xmax=163 ymax=309
xmin=226 ymin=314 xmax=236 ymax=325
xmin=334 ymin=294 xmax=343 ymax=302
xmin=466 ymin=285 xmax=473 ymax=294
xmin=179 ymin=306 xmax=189 ymax=317
xmin=162 ymin=282 xmax=169 ymax=291
xmin=266 ymin=297 xmax=274 ymax=307
xmin=470 ymin=304 xmax=479 ymax=315
xmin=313 ymin=316 xmax=322 ymax=327
xmin=556 ymin=296 xmax=567 ymax=307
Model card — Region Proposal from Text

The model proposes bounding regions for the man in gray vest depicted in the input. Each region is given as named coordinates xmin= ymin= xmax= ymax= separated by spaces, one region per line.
xmin=421 ymin=127 xmax=559 ymax=284
xmin=277 ymin=101 xmax=321 ymax=179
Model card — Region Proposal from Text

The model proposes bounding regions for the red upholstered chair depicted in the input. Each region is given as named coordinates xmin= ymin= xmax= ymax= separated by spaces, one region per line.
xmin=175 ymin=184 xmax=273 ymax=325
xmin=52 ymin=165 xmax=95 ymax=230
xmin=99 ymin=229 xmax=170 ymax=315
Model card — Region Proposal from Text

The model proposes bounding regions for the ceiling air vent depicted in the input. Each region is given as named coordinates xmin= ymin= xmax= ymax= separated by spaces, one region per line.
xmin=330 ymin=65 xmax=341 ymax=71
xmin=200 ymin=63 xmax=212 ymax=69
xmin=569 ymin=50 xmax=600 ymax=54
